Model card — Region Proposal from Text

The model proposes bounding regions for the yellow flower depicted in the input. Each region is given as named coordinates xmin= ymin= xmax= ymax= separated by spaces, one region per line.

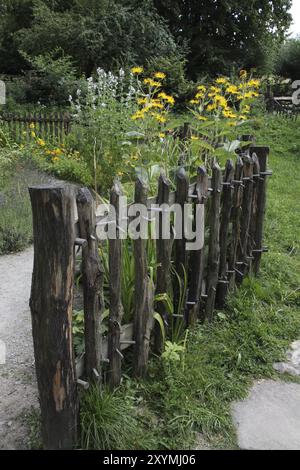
xmin=247 ymin=79 xmax=260 ymax=88
xmin=239 ymin=115 xmax=247 ymax=120
xmin=148 ymin=100 xmax=164 ymax=109
xmin=154 ymin=114 xmax=166 ymax=123
xmin=29 ymin=123 xmax=35 ymax=129
xmin=239 ymin=69 xmax=247 ymax=79
xmin=228 ymin=121 xmax=237 ymax=127
xmin=137 ymin=97 xmax=147 ymax=105
xmin=37 ymin=138 xmax=46 ymax=147
xmin=131 ymin=110 xmax=145 ymax=120
xmin=223 ymin=110 xmax=237 ymax=119
xmin=215 ymin=95 xmax=228 ymax=108
xmin=31 ymin=131 xmax=36 ymax=138
xmin=131 ymin=66 xmax=143 ymax=74
xmin=210 ymin=86 xmax=221 ymax=94
xmin=143 ymin=78 xmax=161 ymax=87
xmin=189 ymin=99 xmax=199 ymax=105
xmin=242 ymin=105 xmax=250 ymax=114
xmin=226 ymin=85 xmax=239 ymax=95
xmin=154 ymin=72 xmax=166 ymax=80
xmin=206 ymin=103 xmax=216 ymax=112
xmin=157 ymin=92 xmax=175 ymax=105
xmin=195 ymin=92 xmax=204 ymax=99
xmin=159 ymin=132 xmax=166 ymax=138
xmin=197 ymin=85 xmax=206 ymax=92
xmin=215 ymin=77 xmax=228 ymax=84
xmin=191 ymin=135 xmax=199 ymax=141
xmin=117 ymin=171 xmax=124 ymax=176
xmin=52 ymin=156 xmax=59 ymax=162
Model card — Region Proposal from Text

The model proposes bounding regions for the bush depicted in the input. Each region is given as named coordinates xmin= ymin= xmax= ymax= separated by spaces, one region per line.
xmin=275 ymin=38 xmax=300 ymax=81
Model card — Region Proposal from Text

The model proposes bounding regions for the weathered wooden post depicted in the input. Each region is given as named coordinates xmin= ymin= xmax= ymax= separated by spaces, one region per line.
xmin=29 ymin=184 xmax=78 ymax=450
xmin=133 ymin=177 xmax=154 ymax=378
xmin=186 ymin=166 xmax=208 ymax=324
xmin=250 ymin=146 xmax=270 ymax=274
xmin=154 ymin=172 xmax=171 ymax=353
xmin=205 ymin=161 xmax=222 ymax=322
xmin=236 ymin=155 xmax=254 ymax=282
xmin=108 ymin=180 xmax=124 ymax=388
xmin=76 ymin=188 xmax=104 ymax=383
xmin=228 ymin=156 xmax=244 ymax=289
xmin=174 ymin=167 xmax=189 ymax=318
xmin=216 ymin=159 xmax=235 ymax=307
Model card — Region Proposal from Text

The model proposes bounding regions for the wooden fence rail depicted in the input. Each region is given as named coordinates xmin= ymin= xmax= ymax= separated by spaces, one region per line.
xmin=29 ymin=141 xmax=271 ymax=449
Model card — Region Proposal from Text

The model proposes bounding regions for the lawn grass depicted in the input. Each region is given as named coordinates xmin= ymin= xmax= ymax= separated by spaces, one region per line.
xmin=80 ymin=114 xmax=300 ymax=450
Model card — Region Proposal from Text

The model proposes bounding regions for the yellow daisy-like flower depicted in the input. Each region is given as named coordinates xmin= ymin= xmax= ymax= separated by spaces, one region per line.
xmin=197 ymin=85 xmax=206 ymax=92
xmin=37 ymin=138 xmax=46 ymax=147
xmin=159 ymin=132 xmax=166 ymax=138
xmin=131 ymin=66 xmax=143 ymax=74
xmin=154 ymin=72 xmax=166 ymax=80
xmin=210 ymin=86 xmax=221 ymax=94
xmin=31 ymin=131 xmax=36 ymax=138
xmin=191 ymin=135 xmax=199 ymax=141
xmin=143 ymin=78 xmax=161 ymax=87
xmin=215 ymin=77 xmax=228 ymax=84
xmin=154 ymin=114 xmax=167 ymax=123
xmin=131 ymin=110 xmax=145 ymax=120
xmin=137 ymin=98 xmax=147 ymax=105
xmin=148 ymin=100 xmax=164 ymax=109
xmin=195 ymin=92 xmax=204 ymax=99
xmin=247 ymin=79 xmax=260 ymax=88
xmin=239 ymin=69 xmax=247 ymax=79
xmin=226 ymin=85 xmax=239 ymax=95
xmin=207 ymin=103 xmax=216 ymax=112
xmin=157 ymin=92 xmax=175 ymax=105
xmin=52 ymin=156 xmax=59 ymax=162
xmin=117 ymin=171 xmax=124 ymax=176
xmin=189 ymin=99 xmax=199 ymax=105
xmin=228 ymin=121 xmax=237 ymax=127
xmin=215 ymin=95 xmax=228 ymax=108
xmin=239 ymin=115 xmax=247 ymax=120
xmin=29 ymin=123 xmax=35 ymax=129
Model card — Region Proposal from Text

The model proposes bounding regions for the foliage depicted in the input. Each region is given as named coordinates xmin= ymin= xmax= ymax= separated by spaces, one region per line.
xmin=154 ymin=0 xmax=292 ymax=78
xmin=275 ymin=38 xmax=300 ymax=81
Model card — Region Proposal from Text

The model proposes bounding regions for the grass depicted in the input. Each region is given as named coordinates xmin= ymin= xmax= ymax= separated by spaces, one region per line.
xmin=79 ymin=114 xmax=300 ymax=450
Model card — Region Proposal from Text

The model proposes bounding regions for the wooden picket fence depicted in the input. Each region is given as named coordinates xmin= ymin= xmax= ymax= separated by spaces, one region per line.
xmin=0 ymin=111 xmax=72 ymax=143
xmin=28 ymin=140 xmax=271 ymax=449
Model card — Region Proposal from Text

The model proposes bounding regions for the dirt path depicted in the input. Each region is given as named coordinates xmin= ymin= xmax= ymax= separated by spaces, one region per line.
xmin=0 ymin=247 xmax=38 ymax=450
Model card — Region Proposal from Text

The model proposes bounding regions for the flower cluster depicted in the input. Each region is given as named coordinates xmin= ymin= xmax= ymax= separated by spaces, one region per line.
xmin=130 ymin=67 xmax=175 ymax=128
xmin=189 ymin=70 xmax=260 ymax=126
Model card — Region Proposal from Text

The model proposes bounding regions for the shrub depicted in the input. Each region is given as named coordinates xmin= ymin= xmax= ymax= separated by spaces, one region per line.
xmin=275 ymin=38 xmax=300 ymax=81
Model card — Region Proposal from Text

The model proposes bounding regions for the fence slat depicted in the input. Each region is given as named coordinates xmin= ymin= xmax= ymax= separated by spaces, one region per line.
xmin=250 ymin=146 xmax=270 ymax=274
xmin=248 ymin=152 xmax=261 ymax=270
xmin=216 ymin=159 xmax=235 ymax=307
xmin=174 ymin=167 xmax=189 ymax=317
xmin=133 ymin=177 xmax=154 ymax=378
xmin=186 ymin=166 xmax=208 ymax=324
xmin=154 ymin=172 xmax=171 ymax=353
xmin=228 ymin=156 xmax=244 ymax=289
xmin=108 ymin=180 xmax=124 ymax=388
xmin=236 ymin=155 xmax=254 ymax=282
xmin=29 ymin=184 xmax=78 ymax=450
xmin=76 ymin=188 xmax=104 ymax=382
xmin=205 ymin=161 xmax=222 ymax=322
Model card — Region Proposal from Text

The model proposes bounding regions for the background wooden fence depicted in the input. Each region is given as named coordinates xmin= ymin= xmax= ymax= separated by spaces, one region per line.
xmin=1 ymin=112 xmax=72 ymax=143
xmin=29 ymin=141 xmax=271 ymax=449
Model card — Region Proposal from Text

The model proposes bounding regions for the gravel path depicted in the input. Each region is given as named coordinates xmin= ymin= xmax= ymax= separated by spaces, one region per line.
xmin=0 ymin=247 xmax=38 ymax=450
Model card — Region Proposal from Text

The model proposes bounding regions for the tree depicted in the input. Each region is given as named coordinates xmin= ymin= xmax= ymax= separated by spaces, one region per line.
xmin=153 ymin=0 xmax=293 ymax=78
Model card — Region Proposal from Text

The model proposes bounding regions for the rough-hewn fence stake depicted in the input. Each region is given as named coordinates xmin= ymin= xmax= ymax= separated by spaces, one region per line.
xmin=205 ymin=161 xmax=222 ymax=321
xmin=154 ymin=172 xmax=171 ymax=353
xmin=76 ymin=188 xmax=104 ymax=383
xmin=29 ymin=185 xmax=78 ymax=450
xmin=216 ymin=159 xmax=234 ymax=307
xmin=108 ymin=180 xmax=124 ymax=389
xmin=250 ymin=146 xmax=270 ymax=275
xmin=133 ymin=177 xmax=154 ymax=377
